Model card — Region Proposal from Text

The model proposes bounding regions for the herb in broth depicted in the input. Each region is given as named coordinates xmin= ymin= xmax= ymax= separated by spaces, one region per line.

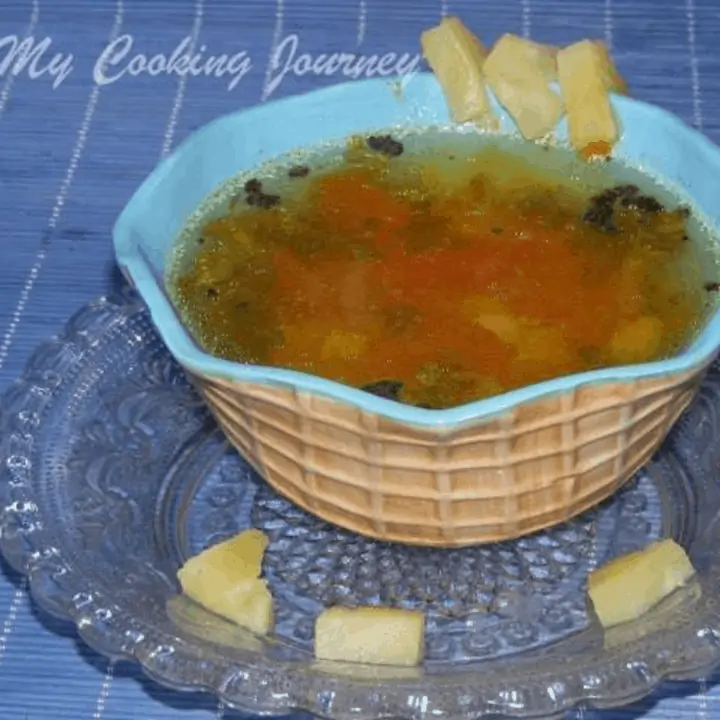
xmin=168 ymin=131 xmax=713 ymax=410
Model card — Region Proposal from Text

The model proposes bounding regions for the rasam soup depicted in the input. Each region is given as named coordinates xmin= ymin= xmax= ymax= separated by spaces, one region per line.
xmin=167 ymin=131 xmax=715 ymax=410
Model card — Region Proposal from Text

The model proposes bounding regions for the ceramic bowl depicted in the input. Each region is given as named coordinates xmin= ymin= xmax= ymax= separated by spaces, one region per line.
xmin=113 ymin=73 xmax=720 ymax=547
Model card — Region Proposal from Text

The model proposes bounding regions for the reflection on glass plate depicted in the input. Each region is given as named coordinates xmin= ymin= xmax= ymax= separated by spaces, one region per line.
xmin=2 ymin=288 xmax=720 ymax=718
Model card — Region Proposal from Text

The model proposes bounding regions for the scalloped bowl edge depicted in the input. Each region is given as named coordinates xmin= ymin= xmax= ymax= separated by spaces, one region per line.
xmin=114 ymin=73 xmax=720 ymax=431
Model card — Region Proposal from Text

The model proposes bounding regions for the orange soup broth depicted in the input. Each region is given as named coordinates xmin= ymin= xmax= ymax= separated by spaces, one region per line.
xmin=169 ymin=133 xmax=712 ymax=409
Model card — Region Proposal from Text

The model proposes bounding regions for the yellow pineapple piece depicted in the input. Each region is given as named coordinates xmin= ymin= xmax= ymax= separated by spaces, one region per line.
xmin=483 ymin=33 xmax=564 ymax=140
xmin=218 ymin=579 xmax=274 ymax=635
xmin=315 ymin=606 xmax=425 ymax=666
xmin=608 ymin=315 xmax=664 ymax=365
xmin=180 ymin=579 xmax=273 ymax=636
xmin=461 ymin=297 xmax=575 ymax=368
xmin=177 ymin=529 xmax=274 ymax=635
xmin=178 ymin=529 xmax=268 ymax=586
xmin=557 ymin=40 xmax=621 ymax=155
xmin=588 ymin=539 xmax=696 ymax=629
xmin=421 ymin=17 xmax=496 ymax=128
xmin=476 ymin=313 xmax=523 ymax=345
xmin=462 ymin=295 xmax=527 ymax=346
xmin=462 ymin=295 xmax=524 ymax=345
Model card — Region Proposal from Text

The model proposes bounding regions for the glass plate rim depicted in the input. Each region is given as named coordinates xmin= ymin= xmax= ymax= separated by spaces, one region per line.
xmin=2 ymin=288 xmax=720 ymax=719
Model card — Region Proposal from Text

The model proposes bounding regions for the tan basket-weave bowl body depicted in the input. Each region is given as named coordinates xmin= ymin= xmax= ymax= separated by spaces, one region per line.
xmin=189 ymin=365 xmax=705 ymax=547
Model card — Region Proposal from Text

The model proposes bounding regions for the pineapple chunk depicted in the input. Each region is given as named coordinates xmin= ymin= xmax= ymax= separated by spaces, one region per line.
xmin=483 ymin=34 xmax=564 ymax=140
xmin=557 ymin=40 xmax=621 ymax=155
xmin=608 ymin=315 xmax=664 ymax=365
xmin=421 ymin=17 xmax=496 ymax=128
xmin=177 ymin=529 xmax=274 ymax=635
xmin=475 ymin=313 xmax=523 ymax=345
xmin=315 ymin=606 xmax=425 ymax=666
xmin=207 ymin=578 xmax=274 ymax=635
xmin=588 ymin=539 xmax=696 ymax=629
xmin=462 ymin=295 xmax=524 ymax=345
xmin=178 ymin=529 xmax=268 ymax=586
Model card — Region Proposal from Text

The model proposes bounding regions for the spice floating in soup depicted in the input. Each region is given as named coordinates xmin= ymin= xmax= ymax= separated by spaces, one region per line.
xmin=168 ymin=131 xmax=714 ymax=410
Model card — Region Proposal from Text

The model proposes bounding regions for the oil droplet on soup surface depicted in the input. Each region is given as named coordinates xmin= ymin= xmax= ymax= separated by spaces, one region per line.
xmin=167 ymin=130 xmax=716 ymax=410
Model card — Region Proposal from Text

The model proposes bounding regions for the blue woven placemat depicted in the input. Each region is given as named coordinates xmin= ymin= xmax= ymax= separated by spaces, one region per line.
xmin=1 ymin=0 xmax=719 ymax=717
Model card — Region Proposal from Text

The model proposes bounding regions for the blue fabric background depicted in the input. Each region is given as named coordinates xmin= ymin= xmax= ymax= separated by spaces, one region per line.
xmin=0 ymin=0 xmax=719 ymax=716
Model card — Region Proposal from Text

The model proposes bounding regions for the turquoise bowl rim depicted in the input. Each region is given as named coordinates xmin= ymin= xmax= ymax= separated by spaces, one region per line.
xmin=114 ymin=73 xmax=720 ymax=429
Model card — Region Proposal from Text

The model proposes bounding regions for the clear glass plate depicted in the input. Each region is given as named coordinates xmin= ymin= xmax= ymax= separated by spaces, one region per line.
xmin=2 ymin=289 xmax=720 ymax=719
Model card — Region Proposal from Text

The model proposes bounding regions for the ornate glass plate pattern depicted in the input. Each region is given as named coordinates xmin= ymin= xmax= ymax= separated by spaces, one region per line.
xmin=2 ymin=289 xmax=720 ymax=718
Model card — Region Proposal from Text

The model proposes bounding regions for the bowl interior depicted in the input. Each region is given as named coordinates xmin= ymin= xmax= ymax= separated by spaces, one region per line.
xmin=113 ymin=73 xmax=720 ymax=426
